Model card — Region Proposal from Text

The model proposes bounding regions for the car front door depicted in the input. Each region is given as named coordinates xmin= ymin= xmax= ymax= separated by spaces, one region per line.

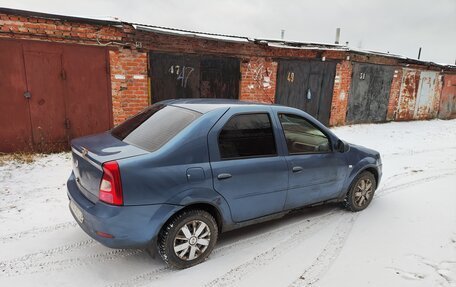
xmin=208 ymin=108 xmax=288 ymax=222
xmin=276 ymin=112 xmax=348 ymax=210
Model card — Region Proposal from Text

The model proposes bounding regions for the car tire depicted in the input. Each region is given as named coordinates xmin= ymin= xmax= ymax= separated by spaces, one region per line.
xmin=156 ymin=209 xmax=218 ymax=269
xmin=344 ymin=171 xmax=377 ymax=212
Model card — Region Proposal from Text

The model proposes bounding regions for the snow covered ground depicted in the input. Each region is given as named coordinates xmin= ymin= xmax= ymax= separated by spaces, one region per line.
xmin=0 ymin=119 xmax=455 ymax=287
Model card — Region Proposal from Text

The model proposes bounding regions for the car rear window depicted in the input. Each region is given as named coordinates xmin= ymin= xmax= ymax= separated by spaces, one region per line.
xmin=111 ymin=104 xmax=201 ymax=152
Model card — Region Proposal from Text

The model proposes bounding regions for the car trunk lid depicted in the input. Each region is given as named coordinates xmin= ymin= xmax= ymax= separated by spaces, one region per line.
xmin=71 ymin=132 xmax=148 ymax=202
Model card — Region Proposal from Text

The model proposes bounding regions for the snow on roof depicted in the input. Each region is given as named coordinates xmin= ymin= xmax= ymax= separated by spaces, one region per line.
xmin=0 ymin=7 xmax=122 ymax=26
xmin=1 ymin=7 xmax=455 ymax=68
xmin=267 ymin=42 xmax=348 ymax=51
xmin=131 ymin=25 xmax=455 ymax=68
xmin=133 ymin=24 xmax=250 ymax=43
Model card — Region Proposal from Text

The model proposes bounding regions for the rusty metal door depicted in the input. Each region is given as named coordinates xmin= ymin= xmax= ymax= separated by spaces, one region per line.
xmin=438 ymin=74 xmax=456 ymax=119
xmin=396 ymin=69 xmax=420 ymax=120
xmin=275 ymin=60 xmax=336 ymax=126
xmin=63 ymin=45 xmax=112 ymax=139
xmin=0 ymin=39 xmax=32 ymax=152
xmin=346 ymin=63 xmax=395 ymax=124
xmin=23 ymin=48 xmax=67 ymax=150
xmin=0 ymin=39 xmax=112 ymax=152
xmin=150 ymin=52 xmax=240 ymax=102
xmin=414 ymin=71 xmax=439 ymax=119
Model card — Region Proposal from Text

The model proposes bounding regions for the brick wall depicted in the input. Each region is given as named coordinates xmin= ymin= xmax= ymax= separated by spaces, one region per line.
xmin=329 ymin=60 xmax=352 ymax=126
xmin=239 ymin=57 xmax=278 ymax=103
xmin=109 ymin=48 xmax=149 ymax=125
xmin=386 ymin=68 xmax=403 ymax=120
xmin=0 ymin=12 xmax=123 ymax=45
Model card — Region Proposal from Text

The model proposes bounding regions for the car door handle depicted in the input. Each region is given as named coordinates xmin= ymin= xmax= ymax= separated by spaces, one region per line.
xmin=292 ymin=166 xmax=303 ymax=173
xmin=217 ymin=173 xmax=232 ymax=180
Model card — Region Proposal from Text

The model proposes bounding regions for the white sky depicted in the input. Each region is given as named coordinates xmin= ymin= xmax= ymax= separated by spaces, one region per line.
xmin=1 ymin=0 xmax=455 ymax=64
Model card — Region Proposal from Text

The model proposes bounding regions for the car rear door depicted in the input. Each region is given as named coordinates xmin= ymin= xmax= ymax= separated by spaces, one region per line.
xmin=275 ymin=111 xmax=348 ymax=209
xmin=208 ymin=107 xmax=288 ymax=222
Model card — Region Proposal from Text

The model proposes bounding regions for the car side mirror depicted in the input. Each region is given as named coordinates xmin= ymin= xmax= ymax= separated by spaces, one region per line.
xmin=336 ymin=139 xmax=349 ymax=153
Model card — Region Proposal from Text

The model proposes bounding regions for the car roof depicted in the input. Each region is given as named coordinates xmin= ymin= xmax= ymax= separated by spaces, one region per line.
xmin=166 ymin=98 xmax=283 ymax=114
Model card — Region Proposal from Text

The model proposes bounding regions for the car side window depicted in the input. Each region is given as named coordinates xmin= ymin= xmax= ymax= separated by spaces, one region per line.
xmin=218 ymin=113 xmax=277 ymax=160
xmin=278 ymin=113 xmax=331 ymax=154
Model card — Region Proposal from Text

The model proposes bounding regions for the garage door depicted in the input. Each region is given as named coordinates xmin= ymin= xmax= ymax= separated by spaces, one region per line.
xmin=149 ymin=52 xmax=240 ymax=102
xmin=0 ymin=39 xmax=112 ymax=152
xmin=438 ymin=74 xmax=456 ymax=119
xmin=275 ymin=60 xmax=337 ymax=126
xmin=414 ymin=71 xmax=440 ymax=119
xmin=0 ymin=39 xmax=32 ymax=151
xmin=346 ymin=63 xmax=395 ymax=124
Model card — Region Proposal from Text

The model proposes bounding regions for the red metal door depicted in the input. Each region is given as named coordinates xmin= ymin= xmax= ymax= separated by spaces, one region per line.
xmin=0 ymin=39 xmax=112 ymax=152
xmin=63 ymin=45 xmax=112 ymax=138
xmin=23 ymin=49 xmax=67 ymax=150
xmin=0 ymin=39 xmax=33 ymax=152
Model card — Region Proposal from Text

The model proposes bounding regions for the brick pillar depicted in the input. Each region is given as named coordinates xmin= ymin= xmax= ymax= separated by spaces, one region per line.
xmin=109 ymin=48 xmax=149 ymax=125
xmin=239 ymin=57 xmax=277 ymax=104
xmin=329 ymin=60 xmax=352 ymax=126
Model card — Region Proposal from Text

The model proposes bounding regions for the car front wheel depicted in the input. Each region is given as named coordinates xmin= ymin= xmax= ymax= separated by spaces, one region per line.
xmin=157 ymin=209 xmax=218 ymax=269
xmin=344 ymin=171 xmax=377 ymax=212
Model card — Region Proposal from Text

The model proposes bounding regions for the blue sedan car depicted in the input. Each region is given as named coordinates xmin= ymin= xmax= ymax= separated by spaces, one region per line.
xmin=67 ymin=99 xmax=382 ymax=269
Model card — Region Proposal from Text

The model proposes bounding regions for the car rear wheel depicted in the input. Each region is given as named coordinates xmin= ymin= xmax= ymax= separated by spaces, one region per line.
xmin=157 ymin=209 xmax=218 ymax=269
xmin=344 ymin=171 xmax=377 ymax=212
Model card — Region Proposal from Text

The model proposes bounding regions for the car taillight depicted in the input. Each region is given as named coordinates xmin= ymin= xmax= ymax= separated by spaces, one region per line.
xmin=99 ymin=161 xmax=123 ymax=205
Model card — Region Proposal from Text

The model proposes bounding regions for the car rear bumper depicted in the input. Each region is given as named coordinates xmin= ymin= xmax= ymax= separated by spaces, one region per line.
xmin=67 ymin=173 xmax=182 ymax=249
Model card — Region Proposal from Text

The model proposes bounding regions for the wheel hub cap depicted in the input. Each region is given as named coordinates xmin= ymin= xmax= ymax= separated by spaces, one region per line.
xmin=354 ymin=178 xmax=373 ymax=207
xmin=173 ymin=220 xmax=211 ymax=261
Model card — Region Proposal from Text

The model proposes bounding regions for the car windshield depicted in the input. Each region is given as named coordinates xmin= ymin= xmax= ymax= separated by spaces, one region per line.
xmin=111 ymin=104 xmax=201 ymax=152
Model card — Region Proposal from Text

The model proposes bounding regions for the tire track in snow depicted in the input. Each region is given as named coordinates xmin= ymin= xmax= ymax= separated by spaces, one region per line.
xmin=203 ymin=211 xmax=341 ymax=287
xmin=211 ymin=208 xmax=338 ymax=258
xmin=0 ymin=247 xmax=144 ymax=277
xmin=2 ymin=209 xmax=340 ymax=280
xmin=380 ymin=166 xmax=456 ymax=187
xmin=0 ymin=221 xmax=77 ymax=244
xmin=0 ymin=238 xmax=96 ymax=275
xmin=107 ymin=267 xmax=171 ymax=287
xmin=106 ymin=210 xmax=341 ymax=287
xmin=288 ymin=213 xmax=358 ymax=287
xmin=382 ymin=146 xmax=456 ymax=158
xmin=377 ymin=171 xmax=456 ymax=198
xmin=288 ymin=169 xmax=456 ymax=286
xmin=407 ymin=254 xmax=456 ymax=286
